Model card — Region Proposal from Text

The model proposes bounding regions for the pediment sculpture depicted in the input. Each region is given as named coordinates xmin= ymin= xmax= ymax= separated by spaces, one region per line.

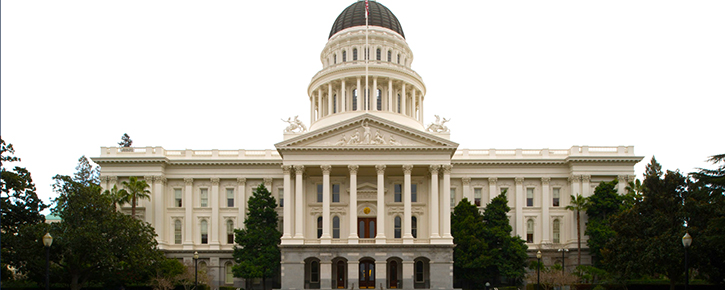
xmin=331 ymin=121 xmax=405 ymax=146
xmin=426 ymin=115 xmax=450 ymax=133
xmin=282 ymin=116 xmax=307 ymax=133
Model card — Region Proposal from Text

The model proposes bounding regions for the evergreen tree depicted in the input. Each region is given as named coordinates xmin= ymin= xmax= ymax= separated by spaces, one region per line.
xmin=452 ymin=198 xmax=490 ymax=289
xmin=482 ymin=192 xmax=528 ymax=285
xmin=118 ymin=133 xmax=133 ymax=147
xmin=585 ymin=180 xmax=622 ymax=267
xmin=233 ymin=184 xmax=281 ymax=290
xmin=73 ymin=155 xmax=100 ymax=186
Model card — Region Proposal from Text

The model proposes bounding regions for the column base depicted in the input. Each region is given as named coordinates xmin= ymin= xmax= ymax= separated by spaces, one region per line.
xmin=183 ymin=243 xmax=194 ymax=250
xmin=209 ymin=243 xmax=221 ymax=250
xmin=403 ymin=238 xmax=414 ymax=245
xmin=376 ymin=236 xmax=387 ymax=244
xmin=347 ymin=237 xmax=359 ymax=244
xmin=283 ymin=238 xmax=305 ymax=245
xmin=320 ymin=237 xmax=332 ymax=244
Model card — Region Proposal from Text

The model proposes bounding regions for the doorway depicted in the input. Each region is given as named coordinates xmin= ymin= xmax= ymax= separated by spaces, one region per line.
xmin=358 ymin=218 xmax=376 ymax=239
xmin=359 ymin=259 xmax=375 ymax=288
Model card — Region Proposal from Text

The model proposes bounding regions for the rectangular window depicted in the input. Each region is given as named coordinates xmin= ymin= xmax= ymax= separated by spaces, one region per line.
xmin=394 ymin=184 xmax=402 ymax=202
xmin=317 ymin=184 xmax=323 ymax=203
xmin=227 ymin=188 xmax=234 ymax=208
xmin=411 ymin=184 xmax=417 ymax=202
xmin=175 ymin=189 xmax=182 ymax=207
xmin=527 ymin=188 xmax=534 ymax=207
xmin=474 ymin=188 xmax=482 ymax=206
xmin=332 ymin=184 xmax=340 ymax=203
xmin=278 ymin=188 xmax=284 ymax=207
xmin=553 ymin=188 xmax=560 ymax=207
xmin=450 ymin=188 xmax=456 ymax=206
xmin=553 ymin=219 xmax=561 ymax=243
xmin=526 ymin=220 xmax=534 ymax=243
xmin=174 ymin=220 xmax=182 ymax=244
xmin=200 ymin=188 xmax=208 ymax=207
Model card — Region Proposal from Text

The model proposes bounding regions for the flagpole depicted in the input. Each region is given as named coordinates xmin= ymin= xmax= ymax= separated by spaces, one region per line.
xmin=365 ymin=0 xmax=369 ymax=111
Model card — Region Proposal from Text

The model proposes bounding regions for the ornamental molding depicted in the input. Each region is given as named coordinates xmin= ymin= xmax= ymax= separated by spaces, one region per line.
xmin=309 ymin=206 xmax=349 ymax=216
xmin=462 ymin=177 xmax=471 ymax=185
xmin=541 ymin=177 xmax=551 ymax=185
xmin=211 ymin=178 xmax=220 ymax=186
xmin=515 ymin=177 xmax=524 ymax=185
xmin=387 ymin=206 xmax=424 ymax=216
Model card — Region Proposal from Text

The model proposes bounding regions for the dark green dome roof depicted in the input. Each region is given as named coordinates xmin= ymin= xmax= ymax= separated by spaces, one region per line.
xmin=329 ymin=1 xmax=405 ymax=39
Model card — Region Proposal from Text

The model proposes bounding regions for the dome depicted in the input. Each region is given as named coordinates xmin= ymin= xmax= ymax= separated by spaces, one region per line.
xmin=329 ymin=1 xmax=405 ymax=39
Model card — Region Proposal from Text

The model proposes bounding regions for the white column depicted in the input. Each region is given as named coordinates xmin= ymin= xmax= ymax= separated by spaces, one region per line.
xmin=488 ymin=177 xmax=498 ymax=204
xmin=373 ymin=77 xmax=378 ymax=111
xmin=348 ymin=165 xmax=359 ymax=242
xmin=420 ymin=94 xmax=424 ymax=124
xmin=582 ymin=175 xmax=591 ymax=197
xmin=429 ymin=165 xmax=440 ymax=239
xmin=617 ymin=175 xmax=627 ymax=194
xmin=317 ymin=87 xmax=323 ymax=118
xmin=403 ymin=165 xmax=414 ymax=243
xmin=328 ymin=83 xmax=333 ymax=115
xmin=515 ymin=177 xmax=525 ymax=239
xmin=388 ymin=79 xmax=393 ymax=112
xmin=310 ymin=95 xmax=315 ymax=124
xmin=184 ymin=178 xmax=194 ymax=247
xmin=144 ymin=176 xmax=154 ymax=222
xmin=411 ymin=88 xmax=417 ymax=120
xmin=294 ymin=165 xmax=305 ymax=239
xmin=442 ymin=165 xmax=452 ymax=240
xmin=401 ymin=83 xmax=406 ymax=116
xmin=376 ymin=165 xmax=387 ymax=243
xmin=282 ymin=166 xmax=293 ymax=240
xmin=462 ymin=177 xmax=472 ymax=202
xmin=237 ymin=178 xmax=246 ymax=228
xmin=356 ymin=77 xmax=361 ymax=111
xmin=541 ymin=177 xmax=551 ymax=243
xmin=321 ymin=165 xmax=332 ymax=243
xmin=210 ymin=178 xmax=220 ymax=248
xmin=341 ymin=79 xmax=347 ymax=112
xmin=568 ymin=175 xmax=581 ymax=244
xmin=153 ymin=175 xmax=166 ymax=245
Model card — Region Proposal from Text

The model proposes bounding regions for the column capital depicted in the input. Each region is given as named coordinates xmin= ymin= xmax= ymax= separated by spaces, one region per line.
xmin=184 ymin=178 xmax=194 ymax=186
xmin=145 ymin=175 xmax=154 ymax=183
xmin=442 ymin=164 xmax=452 ymax=174
xmin=375 ymin=164 xmax=386 ymax=174
xmin=294 ymin=165 xmax=305 ymax=175
xmin=462 ymin=177 xmax=471 ymax=185
xmin=541 ymin=177 xmax=551 ymax=185
xmin=515 ymin=177 xmax=524 ymax=185
xmin=154 ymin=175 xmax=167 ymax=185
xmin=488 ymin=177 xmax=498 ymax=184
xmin=109 ymin=176 xmax=118 ymax=183
xmin=429 ymin=165 xmax=440 ymax=174
xmin=321 ymin=165 xmax=332 ymax=174
xmin=348 ymin=164 xmax=359 ymax=174
xmin=582 ymin=175 xmax=591 ymax=182
xmin=264 ymin=177 xmax=273 ymax=186
xmin=100 ymin=176 xmax=109 ymax=182
xmin=237 ymin=177 xmax=247 ymax=185
xmin=568 ymin=175 xmax=581 ymax=183
xmin=402 ymin=164 xmax=413 ymax=174
xmin=211 ymin=178 xmax=220 ymax=186
xmin=282 ymin=165 xmax=292 ymax=174
xmin=627 ymin=175 xmax=637 ymax=182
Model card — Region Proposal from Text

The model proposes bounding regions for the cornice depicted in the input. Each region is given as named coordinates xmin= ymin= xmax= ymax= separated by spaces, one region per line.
xmin=565 ymin=156 xmax=644 ymax=164
xmin=92 ymin=157 xmax=169 ymax=164
xmin=453 ymin=160 xmax=567 ymax=166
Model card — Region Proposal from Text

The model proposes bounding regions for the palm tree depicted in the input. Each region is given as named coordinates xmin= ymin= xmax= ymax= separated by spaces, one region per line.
xmin=121 ymin=176 xmax=151 ymax=218
xmin=565 ymin=193 xmax=588 ymax=267
xmin=102 ymin=184 xmax=128 ymax=210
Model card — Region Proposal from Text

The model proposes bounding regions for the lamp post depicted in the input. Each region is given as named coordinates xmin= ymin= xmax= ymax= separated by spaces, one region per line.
xmin=43 ymin=232 xmax=53 ymax=290
xmin=536 ymin=250 xmax=542 ymax=290
xmin=485 ymin=282 xmax=490 ymax=290
xmin=557 ymin=248 xmax=568 ymax=273
xmin=193 ymin=251 xmax=199 ymax=289
xmin=682 ymin=233 xmax=692 ymax=290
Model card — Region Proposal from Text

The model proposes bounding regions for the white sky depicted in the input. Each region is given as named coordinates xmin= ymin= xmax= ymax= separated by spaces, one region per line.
xmin=2 ymin=1 xmax=724 ymax=206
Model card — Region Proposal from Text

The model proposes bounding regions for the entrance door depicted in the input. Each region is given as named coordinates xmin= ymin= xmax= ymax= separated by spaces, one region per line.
xmin=358 ymin=218 xmax=376 ymax=239
xmin=389 ymin=261 xmax=399 ymax=288
xmin=336 ymin=261 xmax=345 ymax=288
xmin=359 ymin=260 xmax=375 ymax=288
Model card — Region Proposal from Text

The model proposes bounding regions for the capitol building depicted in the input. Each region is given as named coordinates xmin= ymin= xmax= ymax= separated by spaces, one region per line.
xmin=93 ymin=1 xmax=642 ymax=289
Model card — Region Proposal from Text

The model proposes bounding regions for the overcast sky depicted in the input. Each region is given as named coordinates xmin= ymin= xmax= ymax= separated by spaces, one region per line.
xmin=2 ymin=1 xmax=724 ymax=206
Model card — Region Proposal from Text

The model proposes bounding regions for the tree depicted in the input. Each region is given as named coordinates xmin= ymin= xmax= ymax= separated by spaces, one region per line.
xmin=103 ymin=184 xmax=128 ymax=209
xmin=233 ymin=184 xmax=281 ymax=290
xmin=73 ymin=155 xmax=100 ymax=186
xmin=121 ymin=176 xmax=151 ymax=218
xmin=118 ymin=133 xmax=133 ymax=147
xmin=481 ymin=192 xmax=528 ymax=285
xmin=1 ymin=138 xmax=48 ymax=281
xmin=585 ymin=180 xmax=622 ymax=267
xmin=565 ymin=194 xmax=587 ymax=267
xmin=451 ymin=198 xmax=491 ymax=289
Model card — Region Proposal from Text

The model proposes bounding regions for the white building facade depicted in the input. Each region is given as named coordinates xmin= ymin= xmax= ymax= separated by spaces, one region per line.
xmin=93 ymin=1 xmax=642 ymax=289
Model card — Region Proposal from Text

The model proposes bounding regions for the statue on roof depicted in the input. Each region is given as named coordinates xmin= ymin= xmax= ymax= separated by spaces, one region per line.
xmin=282 ymin=116 xmax=307 ymax=133
xmin=426 ymin=115 xmax=450 ymax=133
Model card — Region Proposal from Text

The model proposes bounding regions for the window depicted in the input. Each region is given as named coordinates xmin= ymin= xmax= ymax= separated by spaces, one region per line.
xmin=317 ymin=216 xmax=323 ymax=238
xmin=526 ymin=219 xmax=534 ymax=243
xmin=277 ymin=188 xmax=283 ymax=207
xmin=397 ymin=53 xmax=400 ymax=64
xmin=376 ymin=48 xmax=381 ymax=60
xmin=353 ymin=89 xmax=358 ymax=111
xmin=332 ymin=216 xmax=340 ymax=239
xmin=311 ymin=261 xmax=320 ymax=283
xmin=474 ymin=188 xmax=482 ymax=206
xmin=317 ymin=184 xmax=323 ymax=203
xmin=342 ymin=51 xmax=347 ymax=62
xmin=200 ymin=220 xmax=208 ymax=244
xmin=394 ymin=184 xmax=402 ymax=202
xmin=527 ymin=188 xmax=534 ymax=207
xmin=376 ymin=89 xmax=381 ymax=110
xmin=174 ymin=219 xmax=182 ymax=244
xmin=227 ymin=219 xmax=234 ymax=244
xmin=553 ymin=188 xmax=560 ymax=207
xmin=200 ymin=188 xmax=208 ymax=207
xmin=411 ymin=184 xmax=417 ymax=202
xmin=411 ymin=216 xmax=417 ymax=238
xmin=333 ymin=53 xmax=337 ymax=64
xmin=227 ymin=188 xmax=234 ymax=207
xmin=366 ymin=47 xmax=369 ymax=60
xmin=333 ymin=94 xmax=337 ymax=113
xmin=450 ymin=188 xmax=456 ymax=206
xmin=553 ymin=219 xmax=561 ymax=243
xmin=415 ymin=260 xmax=424 ymax=282
xmin=353 ymin=48 xmax=358 ymax=61
xmin=387 ymin=50 xmax=392 ymax=62
xmin=225 ymin=262 xmax=234 ymax=284
xmin=397 ymin=94 xmax=401 ymax=113
xmin=394 ymin=216 xmax=402 ymax=239
xmin=174 ymin=189 xmax=182 ymax=207
xmin=332 ymin=184 xmax=340 ymax=203
xmin=501 ymin=188 xmax=508 ymax=195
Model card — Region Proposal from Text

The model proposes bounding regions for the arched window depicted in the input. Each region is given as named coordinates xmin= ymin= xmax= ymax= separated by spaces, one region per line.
xmin=226 ymin=220 xmax=234 ymax=244
xmin=415 ymin=260 xmax=424 ymax=282
xmin=333 ymin=53 xmax=337 ymax=64
xmin=376 ymin=48 xmax=381 ymax=60
xmin=332 ymin=216 xmax=340 ymax=239
xmin=199 ymin=261 xmax=207 ymax=272
xmin=317 ymin=216 xmax=323 ymax=239
xmin=225 ymin=262 xmax=234 ymax=284
xmin=411 ymin=216 xmax=418 ymax=238
xmin=553 ymin=219 xmax=561 ymax=244
xmin=526 ymin=219 xmax=534 ymax=243
xmin=376 ymin=89 xmax=381 ymax=110
xmin=200 ymin=220 xmax=208 ymax=244
xmin=311 ymin=260 xmax=320 ymax=283
xmin=394 ymin=216 xmax=402 ymax=239
xmin=342 ymin=50 xmax=347 ymax=62
xmin=174 ymin=219 xmax=182 ymax=244
xmin=387 ymin=50 xmax=392 ymax=62
xmin=353 ymin=48 xmax=358 ymax=61
xmin=352 ymin=89 xmax=358 ymax=111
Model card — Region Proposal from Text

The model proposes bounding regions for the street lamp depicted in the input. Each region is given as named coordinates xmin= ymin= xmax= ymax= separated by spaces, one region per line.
xmin=682 ymin=233 xmax=692 ymax=290
xmin=557 ymin=248 xmax=568 ymax=273
xmin=485 ymin=282 xmax=490 ymax=290
xmin=536 ymin=250 xmax=542 ymax=290
xmin=193 ymin=251 xmax=199 ymax=289
xmin=43 ymin=232 xmax=53 ymax=290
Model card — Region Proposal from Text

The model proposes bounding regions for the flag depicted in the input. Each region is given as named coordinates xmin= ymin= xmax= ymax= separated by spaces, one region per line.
xmin=365 ymin=0 xmax=369 ymax=19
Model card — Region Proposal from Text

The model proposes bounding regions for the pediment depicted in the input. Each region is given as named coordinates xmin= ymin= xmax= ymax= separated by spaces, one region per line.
xmin=275 ymin=114 xmax=458 ymax=151
xmin=357 ymin=182 xmax=377 ymax=192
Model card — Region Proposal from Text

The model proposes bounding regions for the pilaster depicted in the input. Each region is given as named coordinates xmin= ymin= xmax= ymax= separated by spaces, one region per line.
xmin=376 ymin=164 xmax=387 ymax=243
xmin=348 ymin=165 xmax=359 ymax=242
xmin=402 ymin=164 xmax=414 ymax=243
